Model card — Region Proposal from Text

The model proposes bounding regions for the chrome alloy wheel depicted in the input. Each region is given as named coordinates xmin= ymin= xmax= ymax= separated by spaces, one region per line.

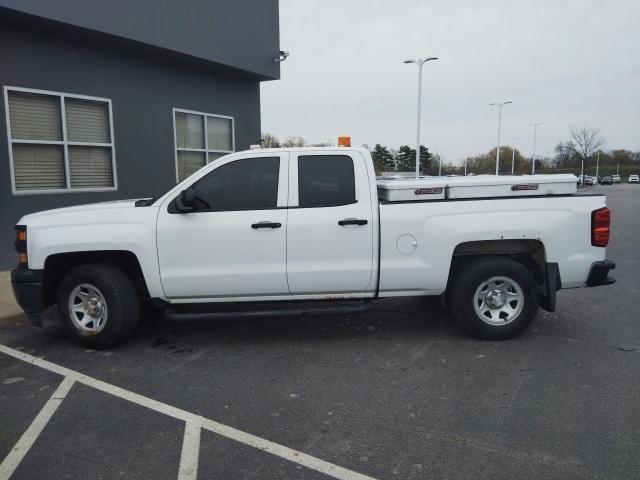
xmin=473 ymin=276 xmax=524 ymax=325
xmin=68 ymin=283 xmax=108 ymax=334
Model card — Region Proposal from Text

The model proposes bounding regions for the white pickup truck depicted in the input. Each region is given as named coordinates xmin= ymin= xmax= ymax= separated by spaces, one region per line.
xmin=11 ymin=147 xmax=615 ymax=347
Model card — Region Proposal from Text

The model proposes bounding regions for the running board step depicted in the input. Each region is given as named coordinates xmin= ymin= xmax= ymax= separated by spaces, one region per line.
xmin=165 ymin=302 xmax=370 ymax=322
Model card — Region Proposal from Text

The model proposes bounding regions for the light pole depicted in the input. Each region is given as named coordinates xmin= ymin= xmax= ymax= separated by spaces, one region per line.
xmin=595 ymin=150 xmax=600 ymax=181
xmin=529 ymin=122 xmax=543 ymax=174
xmin=509 ymin=137 xmax=519 ymax=175
xmin=404 ymin=57 xmax=438 ymax=178
xmin=490 ymin=101 xmax=512 ymax=175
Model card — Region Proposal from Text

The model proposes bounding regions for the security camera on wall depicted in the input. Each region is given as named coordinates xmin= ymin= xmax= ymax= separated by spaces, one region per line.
xmin=275 ymin=50 xmax=289 ymax=63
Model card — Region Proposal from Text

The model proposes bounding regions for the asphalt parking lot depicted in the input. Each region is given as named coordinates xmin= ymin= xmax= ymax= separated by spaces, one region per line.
xmin=1 ymin=183 xmax=639 ymax=480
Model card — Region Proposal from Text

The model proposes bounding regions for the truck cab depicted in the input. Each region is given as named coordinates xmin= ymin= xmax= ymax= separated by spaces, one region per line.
xmin=156 ymin=148 xmax=378 ymax=300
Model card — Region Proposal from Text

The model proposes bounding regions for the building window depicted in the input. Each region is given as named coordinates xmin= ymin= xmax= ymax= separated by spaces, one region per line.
xmin=174 ymin=108 xmax=234 ymax=182
xmin=3 ymin=86 xmax=117 ymax=194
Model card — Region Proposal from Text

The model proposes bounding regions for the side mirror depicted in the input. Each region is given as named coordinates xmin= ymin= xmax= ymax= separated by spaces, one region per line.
xmin=175 ymin=188 xmax=196 ymax=212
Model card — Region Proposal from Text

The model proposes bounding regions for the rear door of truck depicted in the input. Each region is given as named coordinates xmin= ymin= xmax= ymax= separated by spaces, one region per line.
xmin=286 ymin=150 xmax=376 ymax=295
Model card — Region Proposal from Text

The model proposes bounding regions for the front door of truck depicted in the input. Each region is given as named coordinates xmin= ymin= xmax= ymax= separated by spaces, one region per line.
xmin=157 ymin=153 xmax=289 ymax=299
xmin=286 ymin=151 xmax=375 ymax=295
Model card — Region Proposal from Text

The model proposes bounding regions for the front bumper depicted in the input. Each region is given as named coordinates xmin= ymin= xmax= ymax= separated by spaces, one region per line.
xmin=586 ymin=260 xmax=616 ymax=287
xmin=11 ymin=267 xmax=45 ymax=326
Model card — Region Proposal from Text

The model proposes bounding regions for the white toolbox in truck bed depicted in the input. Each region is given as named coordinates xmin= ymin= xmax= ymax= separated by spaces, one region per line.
xmin=377 ymin=174 xmax=577 ymax=201
xmin=377 ymin=178 xmax=447 ymax=201
xmin=445 ymin=174 xmax=577 ymax=199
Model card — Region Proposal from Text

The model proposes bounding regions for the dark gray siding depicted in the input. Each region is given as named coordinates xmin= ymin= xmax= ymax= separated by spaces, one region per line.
xmin=0 ymin=25 xmax=261 ymax=268
xmin=0 ymin=0 xmax=280 ymax=80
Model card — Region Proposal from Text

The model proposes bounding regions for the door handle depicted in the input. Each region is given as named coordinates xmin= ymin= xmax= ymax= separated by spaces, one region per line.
xmin=251 ymin=222 xmax=282 ymax=229
xmin=338 ymin=218 xmax=368 ymax=226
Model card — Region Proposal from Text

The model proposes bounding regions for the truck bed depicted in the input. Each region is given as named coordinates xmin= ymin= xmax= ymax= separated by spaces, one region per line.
xmin=376 ymin=190 xmax=606 ymax=296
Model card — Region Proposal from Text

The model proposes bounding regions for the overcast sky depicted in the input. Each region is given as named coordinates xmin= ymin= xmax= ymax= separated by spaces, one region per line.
xmin=260 ymin=0 xmax=640 ymax=163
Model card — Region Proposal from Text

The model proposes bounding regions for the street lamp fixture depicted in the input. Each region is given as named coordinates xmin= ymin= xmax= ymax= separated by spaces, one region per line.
xmin=404 ymin=57 xmax=438 ymax=178
xmin=490 ymin=101 xmax=512 ymax=175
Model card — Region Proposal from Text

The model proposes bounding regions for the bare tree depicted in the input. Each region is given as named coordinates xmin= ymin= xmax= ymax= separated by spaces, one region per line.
xmin=307 ymin=139 xmax=334 ymax=147
xmin=261 ymin=133 xmax=280 ymax=148
xmin=553 ymin=141 xmax=577 ymax=168
xmin=571 ymin=126 xmax=605 ymax=180
xmin=281 ymin=136 xmax=305 ymax=147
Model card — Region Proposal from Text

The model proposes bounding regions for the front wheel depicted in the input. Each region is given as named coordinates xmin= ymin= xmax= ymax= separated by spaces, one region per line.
xmin=448 ymin=257 xmax=539 ymax=340
xmin=57 ymin=263 xmax=139 ymax=348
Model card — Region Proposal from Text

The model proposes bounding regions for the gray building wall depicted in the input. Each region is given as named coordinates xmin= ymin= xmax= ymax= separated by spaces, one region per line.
xmin=0 ymin=0 xmax=280 ymax=80
xmin=0 ymin=22 xmax=264 ymax=268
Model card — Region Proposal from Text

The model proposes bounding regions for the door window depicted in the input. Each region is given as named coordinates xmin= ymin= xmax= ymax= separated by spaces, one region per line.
xmin=191 ymin=157 xmax=280 ymax=211
xmin=298 ymin=155 xmax=356 ymax=207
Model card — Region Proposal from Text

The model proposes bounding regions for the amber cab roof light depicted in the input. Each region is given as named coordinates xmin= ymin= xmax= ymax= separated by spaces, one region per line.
xmin=337 ymin=136 xmax=351 ymax=147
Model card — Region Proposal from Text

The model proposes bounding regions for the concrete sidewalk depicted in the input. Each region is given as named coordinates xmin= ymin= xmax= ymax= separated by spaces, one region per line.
xmin=0 ymin=270 xmax=24 ymax=325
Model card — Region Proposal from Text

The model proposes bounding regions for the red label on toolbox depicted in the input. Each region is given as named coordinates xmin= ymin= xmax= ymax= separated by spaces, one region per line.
xmin=511 ymin=184 xmax=539 ymax=191
xmin=414 ymin=187 xmax=443 ymax=195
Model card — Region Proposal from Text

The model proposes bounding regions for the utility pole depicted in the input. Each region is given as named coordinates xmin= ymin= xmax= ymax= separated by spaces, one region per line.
xmin=529 ymin=122 xmax=543 ymax=174
xmin=509 ymin=137 xmax=519 ymax=175
xmin=464 ymin=158 xmax=467 ymax=176
xmin=490 ymin=101 xmax=512 ymax=175
xmin=404 ymin=57 xmax=438 ymax=178
xmin=595 ymin=150 xmax=600 ymax=181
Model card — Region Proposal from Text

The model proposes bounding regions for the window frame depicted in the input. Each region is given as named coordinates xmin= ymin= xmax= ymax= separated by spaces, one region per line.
xmin=292 ymin=153 xmax=359 ymax=208
xmin=166 ymin=152 xmax=289 ymax=214
xmin=172 ymin=107 xmax=235 ymax=183
xmin=189 ymin=156 xmax=282 ymax=213
xmin=3 ymin=85 xmax=118 ymax=195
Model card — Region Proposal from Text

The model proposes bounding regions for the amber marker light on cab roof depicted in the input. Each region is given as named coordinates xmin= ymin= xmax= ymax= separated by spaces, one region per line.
xmin=337 ymin=136 xmax=351 ymax=147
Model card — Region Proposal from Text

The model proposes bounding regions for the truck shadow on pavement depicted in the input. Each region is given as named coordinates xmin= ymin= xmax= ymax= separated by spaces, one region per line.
xmin=132 ymin=296 xmax=468 ymax=349
xmin=18 ymin=296 xmax=469 ymax=351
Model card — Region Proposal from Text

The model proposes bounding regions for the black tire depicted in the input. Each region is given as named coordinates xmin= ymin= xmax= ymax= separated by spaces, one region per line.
xmin=57 ymin=263 xmax=139 ymax=348
xmin=448 ymin=257 xmax=539 ymax=340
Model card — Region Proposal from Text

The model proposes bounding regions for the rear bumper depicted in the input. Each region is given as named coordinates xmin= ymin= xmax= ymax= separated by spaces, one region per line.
xmin=11 ymin=267 xmax=45 ymax=326
xmin=586 ymin=260 xmax=616 ymax=287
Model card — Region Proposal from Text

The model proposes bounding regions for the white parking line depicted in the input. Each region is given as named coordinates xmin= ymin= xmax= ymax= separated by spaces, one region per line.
xmin=0 ymin=376 xmax=75 ymax=480
xmin=0 ymin=344 xmax=378 ymax=480
xmin=178 ymin=421 xmax=201 ymax=480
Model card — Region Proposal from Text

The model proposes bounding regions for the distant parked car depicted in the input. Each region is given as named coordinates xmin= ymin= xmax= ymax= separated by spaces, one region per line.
xmin=584 ymin=176 xmax=595 ymax=186
xmin=601 ymin=175 xmax=613 ymax=185
xmin=629 ymin=175 xmax=640 ymax=184
xmin=577 ymin=174 xmax=590 ymax=186
xmin=612 ymin=174 xmax=621 ymax=184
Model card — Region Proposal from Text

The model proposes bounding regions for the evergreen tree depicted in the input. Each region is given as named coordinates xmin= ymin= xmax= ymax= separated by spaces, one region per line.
xmin=396 ymin=145 xmax=414 ymax=172
xmin=396 ymin=145 xmax=432 ymax=174
xmin=371 ymin=144 xmax=395 ymax=174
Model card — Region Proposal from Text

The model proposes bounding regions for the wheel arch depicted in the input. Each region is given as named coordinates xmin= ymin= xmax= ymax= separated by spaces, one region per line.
xmin=43 ymin=250 xmax=149 ymax=308
xmin=450 ymin=239 xmax=547 ymax=283
xmin=446 ymin=239 xmax=560 ymax=312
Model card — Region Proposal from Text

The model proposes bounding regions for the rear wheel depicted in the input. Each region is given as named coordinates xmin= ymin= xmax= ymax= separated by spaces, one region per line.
xmin=448 ymin=257 xmax=539 ymax=340
xmin=57 ymin=263 xmax=139 ymax=348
